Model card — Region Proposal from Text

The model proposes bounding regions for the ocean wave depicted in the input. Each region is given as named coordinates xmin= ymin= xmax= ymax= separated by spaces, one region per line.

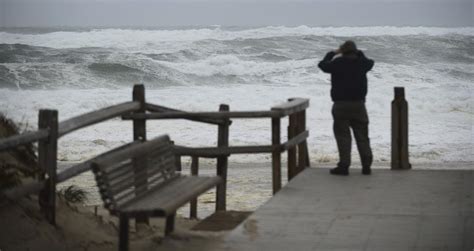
xmin=156 ymin=54 xmax=314 ymax=78
xmin=253 ymin=52 xmax=291 ymax=62
xmin=0 ymin=43 xmax=47 ymax=63
xmin=0 ymin=28 xmax=472 ymax=90
xmin=0 ymin=26 xmax=472 ymax=49
xmin=88 ymin=63 xmax=141 ymax=73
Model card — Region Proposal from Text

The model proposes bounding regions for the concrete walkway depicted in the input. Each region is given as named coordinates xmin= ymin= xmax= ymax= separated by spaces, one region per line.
xmin=213 ymin=168 xmax=473 ymax=251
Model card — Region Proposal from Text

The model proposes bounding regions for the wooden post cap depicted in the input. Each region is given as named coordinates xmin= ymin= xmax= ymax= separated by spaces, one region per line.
xmin=394 ymin=87 xmax=405 ymax=99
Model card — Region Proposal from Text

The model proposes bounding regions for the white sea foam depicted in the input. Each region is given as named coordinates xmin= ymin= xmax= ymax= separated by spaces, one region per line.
xmin=0 ymin=80 xmax=471 ymax=164
xmin=1 ymin=26 xmax=473 ymax=50
xmin=157 ymin=55 xmax=315 ymax=79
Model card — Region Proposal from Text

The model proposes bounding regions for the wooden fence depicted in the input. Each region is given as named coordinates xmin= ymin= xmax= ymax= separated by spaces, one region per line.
xmin=0 ymin=84 xmax=310 ymax=224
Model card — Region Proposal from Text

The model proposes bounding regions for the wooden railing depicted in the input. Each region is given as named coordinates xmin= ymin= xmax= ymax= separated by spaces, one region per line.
xmin=1 ymin=101 xmax=141 ymax=225
xmin=123 ymin=95 xmax=310 ymax=216
xmin=0 ymin=84 xmax=310 ymax=224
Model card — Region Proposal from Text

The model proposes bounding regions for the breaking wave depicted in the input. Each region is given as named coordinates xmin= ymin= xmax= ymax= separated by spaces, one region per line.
xmin=0 ymin=26 xmax=472 ymax=89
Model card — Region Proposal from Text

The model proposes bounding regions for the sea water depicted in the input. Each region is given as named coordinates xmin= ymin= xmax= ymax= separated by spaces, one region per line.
xmin=1 ymin=26 xmax=473 ymax=213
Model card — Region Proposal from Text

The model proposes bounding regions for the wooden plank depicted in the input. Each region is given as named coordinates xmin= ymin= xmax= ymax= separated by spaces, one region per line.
xmin=131 ymin=176 xmax=192 ymax=210
xmin=107 ymin=158 xmax=174 ymax=191
xmin=119 ymin=215 xmax=129 ymax=251
xmin=297 ymin=110 xmax=308 ymax=174
xmin=111 ymin=170 xmax=172 ymax=205
xmin=145 ymin=103 xmax=224 ymax=125
xmin=175 ymin=155 xmax=182 ymax=172
xmin=305 ymin=141 xmax=311 ymax=167
xmin=281 ymin=130 xmax=309 ymax=151
xmin=123 ymin=110 xmax=281 ymax=120
xmin=104 ymin=160 xmax=134 ymax=181
xmin=165 ymin=213 xmax=176 ymax=236
xmin=287 ymin=114 xmax=297 ymax=180
xmin=92 ymin=135 xmax=170 ymax=167
xmin=391 ymin=87 xmax=411 ymax=170
xmin=58 ymin=101 xmax=140 ymax=137
xmin=173 ymin=145 xmax=274 ymax=157
xmin=271 ymin=118 xmax=282 ymax=194
xmin=271 ymin=98 xmax=309 ymax=116
xmin=132 ymin=84 xmax=148 ymax=224
xmin=56 ymin=141 xmax=142 ymax=182
xmin=190 ymin=156 xmax=199 ymax=218
xmin=0 ymin=129 xmax=49 ymax=152
xmin=216 ymin=104 xmax=230 ymax=211
xmin=120 ymin=176 xmax=222 ymax=214
xmin=158 ymin=177 xmax=221 ymax=214
xmin=170 ymin=141 xmax=182 ymax=172
xmin=38 ymin=109 xmax=58 ymax=225
xmin=108 ymin=176 xmax=189 ymax=212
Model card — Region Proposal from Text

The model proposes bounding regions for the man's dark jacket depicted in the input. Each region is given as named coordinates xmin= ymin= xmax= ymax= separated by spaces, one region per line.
xmin=318 ymin=51 xmax=374 ymax=102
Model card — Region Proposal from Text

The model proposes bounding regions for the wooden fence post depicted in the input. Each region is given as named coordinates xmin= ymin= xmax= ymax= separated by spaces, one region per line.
xmin=391 ymin=87 xmax=411 ymax=170
xmin=297 ymin=110 xmax=308 ymax=174
xmin=287 ymin=114 xmax=297 ymax=180
xmin=190 ymin=156 xmax=199 ymax=218
xmin=271 ymin=118 xmax=282 ymax=194
xmin=132 ymin=84 xmax=149 ymax=224
xmin=216 ymin=104 xmax=230 ymax=211
xmin=170 ymin=141 xmax=182 ymax=172
xmin=38 ymin=109 xmax=58 ymax=225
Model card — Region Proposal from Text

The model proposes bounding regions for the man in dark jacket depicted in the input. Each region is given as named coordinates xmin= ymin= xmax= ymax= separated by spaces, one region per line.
xmin=318 ymin=40 xmax=374 ymax=175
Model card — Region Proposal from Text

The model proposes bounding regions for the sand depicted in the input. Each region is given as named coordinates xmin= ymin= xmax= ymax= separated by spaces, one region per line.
xmin=0 ymin=193 xmax=230 ymax=251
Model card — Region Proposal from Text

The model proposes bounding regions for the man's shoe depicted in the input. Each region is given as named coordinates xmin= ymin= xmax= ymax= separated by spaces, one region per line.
xmin=330 ymin=167 xmax=349 ymax=176
xmin=362 ymin=167 xmax=371 ymax=175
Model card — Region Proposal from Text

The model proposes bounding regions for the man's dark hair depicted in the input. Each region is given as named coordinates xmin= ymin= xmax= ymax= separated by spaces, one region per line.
xmin=339 ymin=40 xmax=357 ymax=55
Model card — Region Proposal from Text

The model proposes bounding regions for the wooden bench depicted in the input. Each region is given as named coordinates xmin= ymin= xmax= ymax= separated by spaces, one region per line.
xmin=91 ymin=135 xmax=222 ymax=251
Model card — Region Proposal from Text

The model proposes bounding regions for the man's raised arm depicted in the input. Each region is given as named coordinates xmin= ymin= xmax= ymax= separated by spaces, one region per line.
xmin=357 ymin=50 xmax=374 ymax=72
xmin=318 ymin=51 xmax=337 ymax=73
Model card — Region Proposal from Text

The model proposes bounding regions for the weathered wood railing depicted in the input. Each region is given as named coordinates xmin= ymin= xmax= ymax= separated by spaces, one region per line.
xmin=123 ymin=93 xmax=311 ymax=217
xmin=0 ymin=84 xmax=310 ymax=224
xmin=1 ymin=98 xmax=142 ymax=225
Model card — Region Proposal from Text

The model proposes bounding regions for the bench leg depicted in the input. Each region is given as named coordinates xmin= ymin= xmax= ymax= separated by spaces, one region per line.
xmin=119 ymin=214 xmax=129 ymax=251
xmin=165 ymin=213 xmax=175 ymax=236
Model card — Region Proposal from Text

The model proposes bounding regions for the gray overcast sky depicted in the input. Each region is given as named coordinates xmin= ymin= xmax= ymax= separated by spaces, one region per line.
xmin=1 ymin=0 xmax=472 ymax=27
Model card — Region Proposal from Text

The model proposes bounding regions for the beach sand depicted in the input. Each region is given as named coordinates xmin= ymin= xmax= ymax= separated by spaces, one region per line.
xmin=0 ymin=194 xmax=224 ymax=251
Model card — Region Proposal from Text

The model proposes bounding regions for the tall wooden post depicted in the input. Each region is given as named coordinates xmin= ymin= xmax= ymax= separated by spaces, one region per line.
xmin=297 ymin=110 xmax=308 ymax=173
xmin=190 ymin=156 xmax=199 ymax=218
xmin=132 ymin=84 xmax=149 ymax=224
xmin=271 ymin=118 xmax=282 ymax=194
xmin=171 ymin=141 xmax=182 ymax=172
xmin=287 ymin=114 xmax=297 ymax=180
xmin=391 ymin=87 xmax=411 ymax=170
xmin=38 ymin=109 xmax=58 ymax=225
xmin=216 ymin=104 xmax=230 ymax=211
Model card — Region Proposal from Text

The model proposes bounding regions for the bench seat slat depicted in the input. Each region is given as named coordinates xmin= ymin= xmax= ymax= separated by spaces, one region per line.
xmin=113 ymin=173 xmax=173 ymax=207
xmin=105 ymin=160 xmax=133 ymax=180
xmin=106 ymin=157 xmax=174 ymax=190
xmin=103 ymin=158 xmax=174 ymax=197
xmin=105 ymin=149 xmax=172 ymax=181
xmin=118 ymin=176 xmax=221 ymax=216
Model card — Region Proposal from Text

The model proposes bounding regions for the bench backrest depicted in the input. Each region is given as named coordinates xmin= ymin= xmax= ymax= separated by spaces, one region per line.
xmin=91 ymin=135 xmax=177 ymax=212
